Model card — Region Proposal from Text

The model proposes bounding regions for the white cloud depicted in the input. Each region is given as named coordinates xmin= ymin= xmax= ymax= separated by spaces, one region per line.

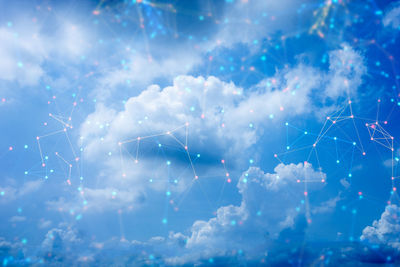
xmin=311 ymin=195 xmax=341 ymax=214
xmin=360 ymin=205 xmax=400 ymax=251
xmin=38 ymin=219 xmax=52 ymax=229
xmin=0 ymin=26 xmax=46 ymax=86
xmin=169 ymin=163 xmax=325 ymax=262
xmin=340 ymin=178 xmax=351 ymax=189
xmin=209 ymin=0 xmax=309 ymax=50
xmin=47 ymin=44 xmax=365 ymax=214
xmin=325 ymin=44 xmax=365 ymax=100
xmin=95 ymin=51 xmax=202 ymax=101
xmin=0 ymin=179 xmax=43 ymax=203
xmin=9 ymin=216 xmax=26 ymax=223
xmin=0 ymin=20 xmax=91 ymax=88
xmin=383 ymin=2 xmax=400 ymax=29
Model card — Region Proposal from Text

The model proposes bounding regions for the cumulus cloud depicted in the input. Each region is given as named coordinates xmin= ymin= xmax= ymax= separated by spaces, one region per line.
xmin=44 ymin=44 xmax=365 ymax=214
xmin=360 ymin=205 xmax=400 ymax=251
xmin=95 ymin=51 xmax=202 ymax=101
xmin=160 ymin=162 xmax=326 ymax=263
xmin=37 ymin=163 xmax=327 ymax=265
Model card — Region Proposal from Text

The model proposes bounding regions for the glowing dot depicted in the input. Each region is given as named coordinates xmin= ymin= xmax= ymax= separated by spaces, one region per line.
xmin=197 ymin=154 xmax=200 ymax=158
xmin=17 ymin=62 xmax=23 ymax=68
xmin=21 ymin=239 xmax=27 ymax=244
xmin=24 ymin=145 xmax=28 ymax=149
xmin=166 ymin=161 xmax=171 ymax=165
xmin=304 ymin=191 xmax=308 ymax=196
xmin=162 ymin=218 xmax=168 ymax=224
xmin=227 ymin=178 xmax=231 ymax=183
xmin=0 ymin=191 xmax=4 ymax=196
xmin=166 ymin=191 xmax=171 ymax=196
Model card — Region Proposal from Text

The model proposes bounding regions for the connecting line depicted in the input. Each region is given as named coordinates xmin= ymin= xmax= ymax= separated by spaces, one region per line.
xmin=119 ymin=123 xmax=187 ymax=144
xmin=36 ymin=129 xmax=66 ymax=168
xmin=36 ymin=137 xmax=45 ymax=167
xmin=49 ymin=113 xmax=72 ymax=128
xmin=55 ymin=152 xmax=73 ymax=185
xmin=119 ymin=123 xmax=198 ymax=179
xmin=169 ymin=133 xmax=198 ymax=179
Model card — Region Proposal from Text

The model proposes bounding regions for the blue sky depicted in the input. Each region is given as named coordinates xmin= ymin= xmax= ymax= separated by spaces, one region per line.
xmin=1 ymin=0 xmax=400 ymax=266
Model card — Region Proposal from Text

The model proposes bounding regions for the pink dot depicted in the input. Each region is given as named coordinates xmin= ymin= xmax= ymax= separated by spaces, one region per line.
xmin=221 ymin=159 xmax=225 ymax=164
xmin=304 ymin=191 xmax=308 ymax=196
xmin=8 ymin=146 xmax=13 ymax=151
xmin=227 ymin=178 xmax=231 ymax=183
